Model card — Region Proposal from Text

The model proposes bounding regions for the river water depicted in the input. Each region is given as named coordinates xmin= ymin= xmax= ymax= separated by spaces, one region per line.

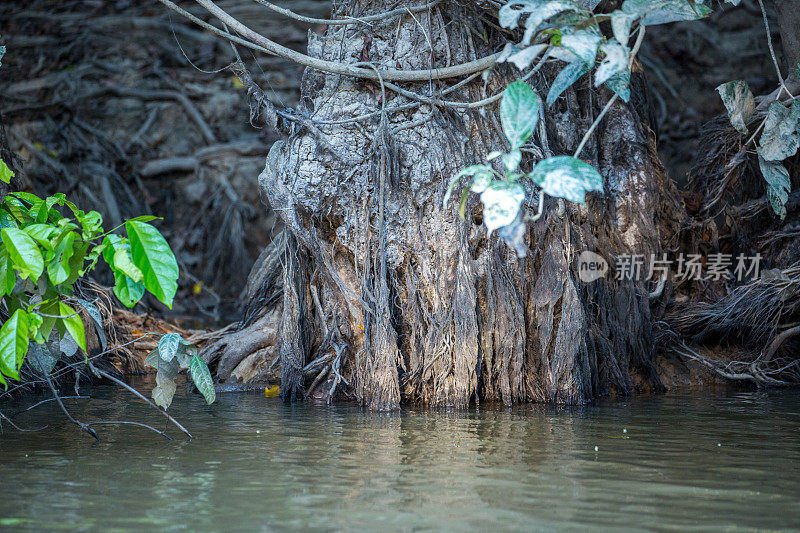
xmin=0 ymin=383 xmax=798 ymax=531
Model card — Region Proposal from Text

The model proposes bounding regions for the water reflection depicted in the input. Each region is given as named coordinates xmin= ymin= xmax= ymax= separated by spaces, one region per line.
xmin=1 ymin=386 xmax=799 ymax=530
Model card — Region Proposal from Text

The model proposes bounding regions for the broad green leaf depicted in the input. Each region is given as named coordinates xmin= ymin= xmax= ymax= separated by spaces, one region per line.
xmin=498 ymin=0 xmax=586 ymax=44
xmin=3 ymin=197 xmax=33 ymax=225
xmin=560 ymin=29 xmax=602 ymax=67
xmin=112 ymin=271 xmax=145 ymax=308
xmin=758 ymin=156 xmax=790 ymax=219
xmin=158 ymin=332 xmax=182 ymax=362
xmin=716 ymin=80 xmax=755 ymax=135
xmin=529 ymin=155 xmax=604 ymax=204
xmin=501 ymin=81 xmax=540 ymax=149
xmin=58 ymin=302 xmax=86 ymax=353
xmin=24 ymin=224 xmax=56 ymax=250
xmin=176 ymin=340 xmax=198 ymax=369
xmin=757 ymin=101 xmax=800 ymax=161
xmin=2 ymin=227 xmax=44 ymax=280
xmin=444 ymin=165 xmax=493 ymax=207
xmin=47 ymin=230 xmax=75 ymax=285
xmin=480 ymin=181 xmax=526 ymax=234
xmin=595 ymin=41 xmax=629 ymax=88
xmin=111 ymin=248 xmax=143 ymax=282
xmin=126 ymin=221 xmax=178 ymax=308
xmin=0 ymin=159 xmax=14 ymax=184
xmin=0 ymin=309 xmax=29 ymax=380
xmin=63 ymin=242 xmax=88 ymax=289
xmin=0 ymin=211 xmax=18 ymax=231
xmin=0 ymin=248 xmax=16 ymax=297
xmin=190 ymin=355 xmax=216 ymax=405
xmin=622 ymin=0 xmax=712 ymax=25
xmin=547 ymin=61 xmax=589 ymax=107
xmin=152 ymin=370 xmax=178 ymax=409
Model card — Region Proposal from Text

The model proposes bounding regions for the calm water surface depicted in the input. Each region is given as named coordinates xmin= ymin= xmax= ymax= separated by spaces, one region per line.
xmin=1 ymin=384 xmax=799 ymax=531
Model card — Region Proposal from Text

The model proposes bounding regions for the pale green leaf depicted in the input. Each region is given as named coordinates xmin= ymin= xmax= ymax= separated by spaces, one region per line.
xmin=497 ymin=43 xmax=549 ymax=71
xmin=47 ymin=230 xmax=75 ymax=285
xmin=610 ymin=10 xmax=636 ymax=43
xmin=622 ymin=0 xmax=712 ymax=25
xmin=498 ymin=0 xmax=586 ymax=44
xmin=0 ymin=248 xmax=16 ymax=297
xmin=158 ymin=332 xmax=182 ymax=362
xmin=480 ymin=181 xmax=526 ymax=234
xmin=444 ymin=165 xmax=492 ymax=207
xmin=529 ymin=155 xmax=603 ymax=204
xmin=757 ymin=101 xmax=800 ymax=161
xmin=152 ymin=370 xmax=177 ymax=409
xmin=595 ymin=41 xmax=629 ymax=88
xmin=547 ymin=61 xmax=589 ymax=106
xmin=758 ymin=156 xmax=790 ymax=219
xmin=190 ymin=354 xmax=216 ymax=405
xmin=500 ymin=81 xmax=540 ymax=149
xmin=560 ymin=29 xmax=602 ymax=67
xmin=716 ymin=80 xmax=755 ymax=135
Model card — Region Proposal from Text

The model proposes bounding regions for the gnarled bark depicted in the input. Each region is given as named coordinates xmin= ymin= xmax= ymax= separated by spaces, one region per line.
xmin=246 ymin=0 xmax=683 ymax=409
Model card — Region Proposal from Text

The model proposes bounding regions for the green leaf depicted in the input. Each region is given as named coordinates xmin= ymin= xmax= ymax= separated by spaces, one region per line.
xmin=58 ymin=302 xmax=86 ymax=353
xmin=152 ymin=371 xmax=178 ymax=410
xmin=444 ymin=165 xmax=493 ymax=207
xmin=24 ymin=224 xmax=56 ymax=250
xmin=112 ymin=271 xmax=145 ymax=308
xmin=610 ymin=10 xmax=636 ymax=43
xmin=0 ymin=159 xmax=14 ymax=184
xmin=497 ymin=43 xmax=549 ymax=71
xmin=0 ymin=309 xmax=30 ymax=380
xmin=189 ymin=355 xmax=216 ymax=405
xmin=158 ymin=332 xmax=181 ymax=362
xmin=757 ymin=101 xmax=800 ymax=161
xmin=1 ymin=227 xmax=44 ymax=280
xmin=560 ymin=29 xmax=601 ymax=67
xmin=112 ymin=249 xmax=143 ymax=282
xmin=547 ymin=61 xmax=589 ymax=107
xmin=47 ymin=230 xmax=75 ymax=285
xmin=126 ymin=215 xmax=162 ymax=224
xmin=0 ymin=248 xmax=16 ymax=297
xmin=595 ymin=41 xmax=629 ymax=88
xmin=480 ymin=181 xmax=526 ymax=234
xmin=758 ymin=156 xmax=790 ymax=219
xmin=529 ymin=155 xmax=604 ymax=204
xmin=605 ymin=70 xmax=631 ymax=102
xmin=622 ymin=0 xmax=712 ymax=25
xmin=78 ymin=211 xmax=103 ymax=239
xmin=125 ymin=221 xmax=178 ymax=308
xmin=716 ymin=80 xmax=755 ymax=135
xmin=500 ymin=81 xmax=540 ymax=149
xmin=3 ymin=197 xmax=33 ymax=225
xmin=499 ymin=0 xmax=586 ymax=44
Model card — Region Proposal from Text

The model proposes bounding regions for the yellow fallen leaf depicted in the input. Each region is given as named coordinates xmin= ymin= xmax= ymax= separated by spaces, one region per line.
xmin=263 ymin=385 xmax=280 ymax=397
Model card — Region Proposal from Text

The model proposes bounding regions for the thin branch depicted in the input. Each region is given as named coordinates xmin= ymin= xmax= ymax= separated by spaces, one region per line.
xmin=87 ymin=420 xmax=174 ymax=441
xmin=251 ymin=0 xmax=441 ymax=26
xmin=155 ymin=0 xmax=499 ymax=82
xmin=757 ymin=0 xmax=793 ymax=99
xmin=88 ymin=362 xmax=194 ymax=439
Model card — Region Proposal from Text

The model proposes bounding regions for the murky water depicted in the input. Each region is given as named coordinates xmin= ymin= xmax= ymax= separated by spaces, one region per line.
xmin=1 ymin=383 xmax=799 ymax=531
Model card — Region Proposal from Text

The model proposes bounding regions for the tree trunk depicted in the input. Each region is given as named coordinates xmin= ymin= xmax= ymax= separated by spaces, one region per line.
xmin=252 ymin=0 xmax=684 ymax=409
